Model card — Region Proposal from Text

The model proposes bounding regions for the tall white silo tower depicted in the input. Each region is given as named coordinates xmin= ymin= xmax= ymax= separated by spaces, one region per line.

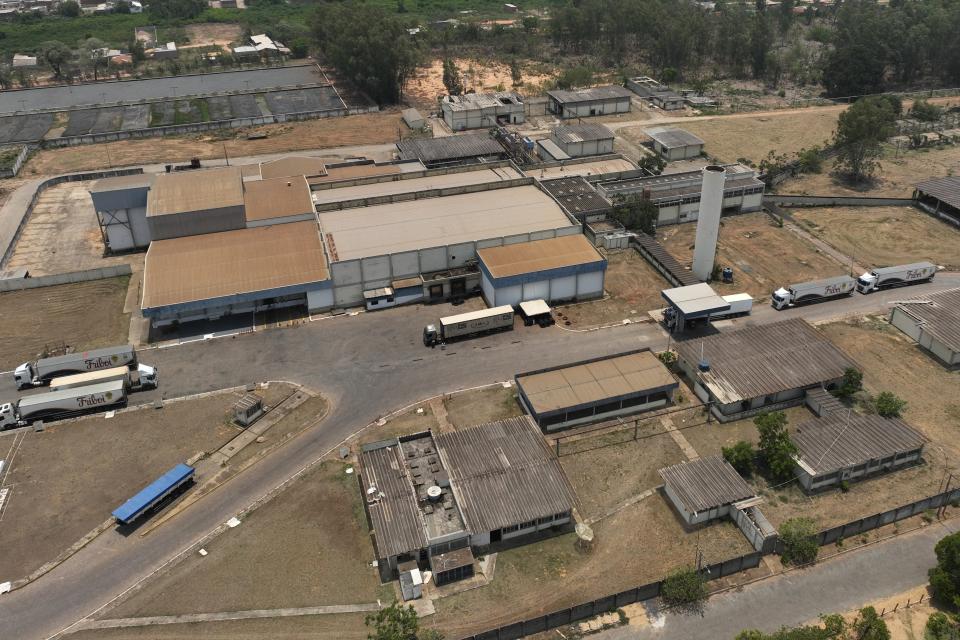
xmin=692 ymin=165 xmax=727 ymax=281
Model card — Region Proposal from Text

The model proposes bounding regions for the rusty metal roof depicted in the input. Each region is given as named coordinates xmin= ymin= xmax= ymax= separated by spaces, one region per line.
xmin=892 ymin=287 xmax=960 ymax=354
xmin=477 ymin=234 xmax=604 ymax=279
xmin=147 ymin=166 xmax=244 ymax=217
xmin=243 ymin=175 xmax=315 ymax=222
xmin=258 ymin=156 xmax=328 ymax=180
xmin=659 ymin=455 xmax=756 ymax=514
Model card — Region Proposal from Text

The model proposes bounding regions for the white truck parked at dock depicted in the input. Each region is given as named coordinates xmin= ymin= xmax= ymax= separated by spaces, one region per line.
xmin=0 ymin=380 xmax=127 ymax=430
xmin=423 ymin=305 xmax=514 ymax=346
xmin=713 ymin=293 xmax=753 ymax=318
xmin=15 ymin=344 xmax=138 ymax=390
xmin=772 ymin=275 xmax=856 ymax=310
xmin=49 ymin=364 xmax=158 ymax=392
xmin=856 ymin=262 xmax=936 ymax=294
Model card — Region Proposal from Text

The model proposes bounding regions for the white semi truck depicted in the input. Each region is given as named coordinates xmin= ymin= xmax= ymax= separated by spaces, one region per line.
xmin=423 ymin=305 xmax=514 ymax=347
xmin=49 ymin=364 xmax=158 ymax=392
xmin=15 ymin=344 xmax=138 ymax=390
xmin=856 ymin=262 xmax=936 ymax=294
xmin=772 ymin=275 xmax=856 ymax=310
xmin=0 ymin=380 xmax=127 ymax=430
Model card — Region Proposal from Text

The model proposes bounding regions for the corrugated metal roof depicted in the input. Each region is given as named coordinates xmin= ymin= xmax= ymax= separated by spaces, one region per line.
xmin=477 ymin=234 xmax=604 ymax=279
xmin=659 ymin=455 xmax=755 ymax=514
xmin=893 ymin=287 xmax=960 ymax=354
xmin=516 ymin=349 xmax=677 ymax=415
xmin=243 ymin=176 xmax=315 ymax=222
xmin=537 ymin=138 xmax=570 ymax=161
xmin=112 ymin=463 xmax=194 ymax=523
xmin=547 ymin=85 xmax=633 ymax=104
xmin=634 ymin=234 xmax=699 ymax=287
xmin=435 ymin=416 xmax=577 ymax=533
xmin=141 ymin=221 xmax=329 ymax=309
xmin=794 ymin=413 xmax=927 ymax=477
xmin=397 ymin=133 xmax=505 ymax=163
xmin=360 ymin=444 xmax=429 ymax=559
xmin=916 ymin=176 xmax=960 ymax=209
xmin=553 ymin=123 xmax=615 ymax=145
xmin=89 ymin=173 xmax=154 ymax=193
xmin=259 ymin=156 xmax=328 ymax=180
xmin=147 ymin=166 xmax=244 ymax=217
xmin=644 ymin=126 xmax=705 ymax=149
xmin=442 ymin=91 xmax=522 ymax=112
xmin=675 ymin=319 xmax=858 ymax=404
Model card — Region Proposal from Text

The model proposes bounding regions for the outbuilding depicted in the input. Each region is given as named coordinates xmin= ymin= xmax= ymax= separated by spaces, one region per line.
xmin=90 ymin=173 xmax=155 ymax=252
xmin=644 ymin=126 xmax=705 ymax=161
xmin=889 ymin=287 xmax=960 ymax=366
xmin=441 ymin=92 xmax=524 ymax=130
xmin=515 ymin=349 xmax=678 ymax=431
xmin=626 ymin=76 xmax=684 ymax=111
xmin=402 ymin=108 xmax=426 ymax=130
xmin=546 ymin=86 xmax=632 ymax=119
xmin=659 ymin=455 xmax=757 ymax=526
xmin=477 ymin=233 xmax=606 ymax=307
xmin=793 ymin=413 xmax=926 ymax=492
xmin=549 ymin=123 xmax=615 ymax=158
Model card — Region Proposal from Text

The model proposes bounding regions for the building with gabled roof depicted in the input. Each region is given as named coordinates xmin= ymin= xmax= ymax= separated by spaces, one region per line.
xmin=889 ymin=287 xmax=960 ymax=367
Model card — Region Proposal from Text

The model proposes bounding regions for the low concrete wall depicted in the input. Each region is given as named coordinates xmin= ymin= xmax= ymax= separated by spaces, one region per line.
xmin=0 ymin=263 xmax=132 ymax=291
xmin=0 ymin=144 xmax=32 ymax=178
xmin=764 ymin=194 xmax=914 ymax=207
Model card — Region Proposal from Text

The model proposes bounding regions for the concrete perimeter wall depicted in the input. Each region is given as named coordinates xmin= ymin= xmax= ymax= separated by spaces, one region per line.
xmin=0 ymin=264 xmax=132 ymax=292
xmin=764 ymin=194 xmax=914 ymax=207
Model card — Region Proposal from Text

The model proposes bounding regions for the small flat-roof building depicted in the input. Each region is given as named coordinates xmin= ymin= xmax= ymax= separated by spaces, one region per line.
xmin=547 ymin=86 xmax=632 ymax=119
xmin=516 ymin=349 xmax=678 ymax=431
xmin=441 ymin=92 xmax=524 ymax=131
xmin=644 ymin=126 xmax=705 ymax=161
xmin=889 ymin=287 xmax=960 ymax=366
xmin=402 ymin=108 xmax=426 ymax=130
xmin=793 ymin=413 xmax=926 ymax=492
xmin=596 ymin=164 xmax=764 ymax=226
xmin=146 ymin=166 xmax=245 ymax=241
xmin=914 ymin=176 xmax=960 ymax=225
xmin=243 ymin=175 xmax=315 ymax=227
xmin=659 ymin=455 xmax=757 ymax=526
xmin=626 ymin=76 xmax=684 ymax=111
xmin=141 ymin=220 xmax=331 ymax=326
xmin=661 ymin=283 xmax=730 ymax=332
xmin=548 ymin=123 xmax=615 ymax=158
xmin=477 ymin=234 xmax=605 ymax=307
xmin=89 ymin=173 xmax=155 ymax=252
xmin=538 ymin=176 xmax=612 ymax=223
xmin=396 ymin=133 xmax=507 ymax=167
xmin=676 ymin=319 xmax=859 ymax=422
xmin=359 ymin=416 xmax=576 ymax=582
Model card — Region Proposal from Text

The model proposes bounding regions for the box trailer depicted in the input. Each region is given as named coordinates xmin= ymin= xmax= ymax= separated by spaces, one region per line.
xmin=0 ymin=379 xmax=127 ymax=430
xmin=112 ymin=463 xmax=195 ymax=525
xmin=49 ymin=364 xmax=158 ymax=392
xmin=856 ymin=262 xmax=936 ymax=294
xmin=772 ymin=275 xmax=856 ymax=310
xmin=423 ymin=305 xmax=515 ymax=346
xmin=15 ymin=344 xmax=138 ymax=389
xmin=713 ymin=293 xmax=753 ymax=318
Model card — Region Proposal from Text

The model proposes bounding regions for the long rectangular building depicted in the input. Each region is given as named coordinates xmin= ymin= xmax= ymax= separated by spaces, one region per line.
xmin=889 ymin=287 xmax=960 ymax=366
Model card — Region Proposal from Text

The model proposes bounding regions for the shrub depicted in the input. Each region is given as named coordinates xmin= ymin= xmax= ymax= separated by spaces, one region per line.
xmin=780 ymin=517 xmax=819 ymax=566
xmin=661 ymin=566 xmax=707 ymax=611
xmin=836 ymin=368 xmax=863 ymax=398
xmin=755 ymin=411 xmax=797 ymax=482
xmin=874 ymin=391 xmax=907 ymax=418
xmin=912 ymin=99 xmax=944 ymax=122
xmin=929 ymin=532 xmax=960 ymax=609
xmin=722 ymin=441 xmax=756 ymax=476
xmin=925 ymin=612 xmax=959 ymax=640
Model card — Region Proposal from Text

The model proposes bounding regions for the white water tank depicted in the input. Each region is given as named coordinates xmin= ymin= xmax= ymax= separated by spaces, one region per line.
xmin=692 ymin=165 xmax=727 ymax=281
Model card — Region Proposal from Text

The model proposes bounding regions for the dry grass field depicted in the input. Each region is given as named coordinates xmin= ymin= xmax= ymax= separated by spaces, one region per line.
xmin=792 ymin=206 xmax=960 ymax=270
xmin=442 ymin=384 xmax=523 ymax=429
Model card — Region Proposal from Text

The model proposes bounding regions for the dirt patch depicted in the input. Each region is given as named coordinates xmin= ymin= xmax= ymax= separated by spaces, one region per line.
xmin=557 ymin=249 xmax=671 ymax=327
xmin=658 ymin=212 xmax=846 ymax=299
xmin=106 ymin=460 xmax=386 ymax=618
xmin=0 ymin=392 xmax=243 ymax=582
xmin=442 ymin=384 xmax=523 ymax=429
xmin=70 ymin=614 xmax=370 ymax=640
xmin=0 ymin=277 xmax=131 ymax=370
xmin=357 ymin=404 xmax=440 ymax=446
xmin=23 ymin=112 xmax=404 ymax=176
xmin=183 ymin=23 xmax=242 ymax=49
xmin=405 ymin=58 xmax=554 ymax=110
xmin=791 ymin=206 xmax=960 ymax=270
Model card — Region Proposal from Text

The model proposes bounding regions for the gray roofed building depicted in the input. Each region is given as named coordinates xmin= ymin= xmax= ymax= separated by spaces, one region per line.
xmin=547 ymin=85 xmax=632 ymax=119
xmin=915 ymin=176 xmax=960 ymax=224
xmin=793 ymin=413 xmax=927 ymax=491
xmin=547 ymin=85 xmax=634 ymax=103
xmin=538 ymin=176 xmax=612 ymax=222
xmin=396 ymin=133 xmax=507 ymax=166
xmin=644 ymin=126 xmax=705 ymax=161
xmin=626 ymin=76 xmax=685 ymax=110
xmin=550 ymin=123 xmax=615 ymax=158
xmin=889 ymin=287 xmax=960 ymax=366
xmin=659 ymin=455 xmax=757 ymax=525
xmin=675 ymin=318 xmax=858 ymax=422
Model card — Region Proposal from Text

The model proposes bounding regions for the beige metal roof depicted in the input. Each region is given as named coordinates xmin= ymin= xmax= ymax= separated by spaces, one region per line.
xmin=318 ymin=185 xmax=574 ymax=262
xmin=147 ymin=166 xmax=244 ymax=217
xmin=243 ymin=176 xmax=315 ymax=222
xmin=517 ymin=350 xmax=677 ymax=415
xmin=142 ymin=220 xmax=329 ymax=309
xmin=312 ymin=166 xmax=523 ymax=206
xmin=478 ymin=234 xmax=603 ymax=279
xmin=529 ymin=158 xmax=637 ymax=179
xmin=259 ymin=156 xmax=328 ymax=180
xmin=308 ymin=163 xmax=403 ymax=185
xmin=89 ymin=173 xmax=154 ymax=192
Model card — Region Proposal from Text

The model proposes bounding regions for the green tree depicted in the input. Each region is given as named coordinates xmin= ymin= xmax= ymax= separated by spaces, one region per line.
xmin=442 ymin=58 xmax=463 ymax=95
xmin=925 ymin=612 xmax=960 ymax=640
xmin=59 ymin=0 xmax=80 ymax=16
xmin=911 ymin=99 xmax=943 ymax=122
xmin=833 ymin=96 xmax=897 ymax=183
xmin=779 ymin=517 xmax=819 ymax=566
xmin=509 ymin=59 xmax=522 ymax=86
xmin=873 ymin=391 xmax=906 ymax=418
xmin=79 ymin=37 xmax=108 ymax=81
xmin=149 ymin=0 xmax=206 ymax=20
xmin=821 ymin=0 xmax=890 ymax=97
xmin=749 ymin=13 xmax=774 ymax=78
xmin=365 ymin=602 xmax=443 ymax=640
xmin=722 ymin=441 xmax=756 ymax=476
xmin=129 ymin=39 xmax=146 ymax=65
xmin=661 ymin=566 xmax=707 ymax=612
xmin=0 ymin=64 xmax=11 ymax=90
xmin=930 ymin=532 xmax=960 ymax=609
xmin=852 ymin=606 xmax=890 ymax=640
xmin=755 ymin=411 xmax=797 ymax=482
xmin=610 ymin=194 xmax=658 ymax=235
xmin=796 ymin=147 xmax=823 ymax=174
xmin=836 ymin=367 xmax=863 ymax=399
xmin=555 ymin=65 xmax=593 ymax=89
xmin=40 ymin=40 xmax=72 ymax=79
xmin=114 ymin=0 xmax=131 ymax=13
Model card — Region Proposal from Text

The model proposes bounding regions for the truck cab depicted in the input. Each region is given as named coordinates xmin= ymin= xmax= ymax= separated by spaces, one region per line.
xmin=14 ymin=363 xmax=36 ymax=390
xmin=771 ymin=288 xmax=792 ymax=310
xmin=0 ymin=402 xmax=18 ymax=430
xmin=856 ymin=272 xmax=877 ymax=294
xmin=423 ymin=324 xmax=440 ymax=347
xmin=135 ymin=364 xmax=159 ymax=389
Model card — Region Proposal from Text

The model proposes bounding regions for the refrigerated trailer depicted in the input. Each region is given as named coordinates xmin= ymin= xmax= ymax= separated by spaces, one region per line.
xmin=423 ymin=305 xmax=515 ymax=346
xmin=772 ymin=275 xmax=856 ymax=310
xmin=15 ymin=345 xmax=138 ymax=389
xmin=112 ymin=463 xmax=195 ymax=525
xmin=49 ymin=364 xmax=158 ymax=392
xmin=0 ymin=380 xmax=128 ymax=430
xmin=856 ymin=262 xmax=936 ymax=294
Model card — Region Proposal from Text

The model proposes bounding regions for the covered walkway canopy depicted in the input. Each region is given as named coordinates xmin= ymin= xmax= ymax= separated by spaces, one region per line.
xmin=661 ymin=282 xmax=729 ymax=332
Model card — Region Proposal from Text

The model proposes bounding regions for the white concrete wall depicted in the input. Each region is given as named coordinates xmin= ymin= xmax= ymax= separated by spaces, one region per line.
xmin=307 ymin=287 xmax=334 ymax=311
xmin=100 ymin=206 xmax=150 ymax=251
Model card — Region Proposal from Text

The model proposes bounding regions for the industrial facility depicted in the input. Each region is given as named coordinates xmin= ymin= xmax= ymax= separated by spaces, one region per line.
xmin=888 ymin=287 xmax=960 ymax=366
xmin=674 ymin=319 xmax=859 ymax=422
xmin=546 ymin=86 xmax=633 ymax=119
xmin=358 ymin=416 xmax=577 ymax=584
xmin=441 ymin=92 xmax=525 ymax=130
xmin=515 ymin=349 xmax=679 ymax=431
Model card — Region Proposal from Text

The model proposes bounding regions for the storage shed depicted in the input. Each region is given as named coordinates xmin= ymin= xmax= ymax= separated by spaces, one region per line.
xmin=550 ymin=123 xmax=615 ymax=158
xmin=793 ymin=413 xmax=926 ymax=492
xmin=441 ymin=92 xmax=524 ymax=130
xmin=889 ymin=287 xmax=960 ymax=366
xmin=644 ymin=126 xmax=705 ymax=161
xmin=477 ymin=234 xmax=606 ymax=307
xmin=546 ymin=86 xmax=632 ymax=119
xmin=402 ymin=108 xmax=426 ymax=130
xmin=89 ymin=173 xmax=155 ymax=252
xmin=659 ymin=455 xmax=757 ymax=526
xmin=515 ymin=349 xmax=678 ymax=431
xmin=626 ymin=76 xmax=684 ymax=110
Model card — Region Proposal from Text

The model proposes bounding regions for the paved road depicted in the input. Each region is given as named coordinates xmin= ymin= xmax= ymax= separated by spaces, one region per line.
xmin=0 ymin=276 xmax=958 ymax=640
xmin=0 ymin=66 xmax=325 ymax=115
xmin=598 ymin=518 xmax=960 ymax=640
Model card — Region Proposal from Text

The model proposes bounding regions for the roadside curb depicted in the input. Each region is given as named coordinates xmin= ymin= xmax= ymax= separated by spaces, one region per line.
xmin=9 ymin=517 xmax=115 ymax=593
